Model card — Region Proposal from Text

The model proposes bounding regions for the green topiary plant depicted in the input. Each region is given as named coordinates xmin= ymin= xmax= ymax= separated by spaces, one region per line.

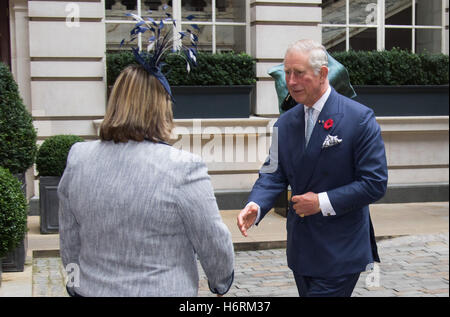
xmin=0 ymin=166 xmax=28 ymax=258
xmin=106 ymin=51 xmax=135 ymax=86
xmin=164 ymin=52 xmax=256 ymax=86
xmin=331 ymin=48 xmax=449 ymax=85
xmin=36 ymin=135 xmax=84 ymax=177
xmin=106 ymin=51 xmax=256 ymax=87
xmin=0 ymin=62 xmax=37 ymax=174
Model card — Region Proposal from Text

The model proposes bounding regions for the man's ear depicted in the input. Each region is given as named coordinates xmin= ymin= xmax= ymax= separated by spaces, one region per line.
xmin=320 ymin=66 xmax=329 ymax=82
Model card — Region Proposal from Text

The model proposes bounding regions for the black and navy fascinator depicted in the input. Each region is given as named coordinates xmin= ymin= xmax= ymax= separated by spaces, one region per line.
xmin=121 ymin=5 xmax=200 ymax=101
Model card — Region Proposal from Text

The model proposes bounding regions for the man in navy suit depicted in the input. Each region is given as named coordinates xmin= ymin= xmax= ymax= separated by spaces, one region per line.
xmin=237 ymin=39 xmax=388 ymax=297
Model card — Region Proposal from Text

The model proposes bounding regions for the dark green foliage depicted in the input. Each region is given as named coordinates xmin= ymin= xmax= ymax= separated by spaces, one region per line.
xmin=331 ymin=48 xmax=449 ymax=85
xmin=0 ymin=63 xmax=38 ymax=174
xmin=0 ymin=166 xmax=27 ymax=258
xmin=106 ymin=51 xmax=135 ymax=86
xmin=106 ymin=51 xmax=256 ymax=86
xmin=419 ymin=53 xmax=450 ymax=85
xmin=36 ymin=135 xmax=84 ymax=177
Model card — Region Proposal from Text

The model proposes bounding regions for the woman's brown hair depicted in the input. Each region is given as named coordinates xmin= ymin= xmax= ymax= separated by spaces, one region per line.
xmin=100 ymin=65 xmax=173 ymax=143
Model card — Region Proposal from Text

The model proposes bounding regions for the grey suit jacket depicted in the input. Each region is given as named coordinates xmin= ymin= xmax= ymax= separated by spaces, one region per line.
xmin=58 ymin=140 xmax=234 ymax=296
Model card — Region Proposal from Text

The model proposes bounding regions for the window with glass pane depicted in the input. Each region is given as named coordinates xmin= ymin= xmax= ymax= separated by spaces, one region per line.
xmin=216 ymin=0 xmax=245 ymax=23
xmin=182 ymin=25 xmax=212 ymax=52
xmin=349 ymin=0 xmax=378 ymax=25
xmin=416 ymin=29 xmax=442 ymax=53
xmin=140 ymin=0 xmax=174 ymax=33
xmin=106 ymin=0 xmax=138 ymax=20
xmin=182 ymin=0 xmax=212 ymax=20
xmin=141 ymin=1 xmax=173 ymax=16
xmin=141 ymin=0 xmax=172 ymax=11
xmin=385 ymin=3 xmax=411 ymax=26
xmin=105 ymin=0 xmax=248 ymax=54
xmin=322 ymin=0 xmax=346 ymax=24
xmin=416 ymin=0 xmax=442 ymax=26
xmin=385 ymin=28 xmax=412 ymax=51
xmin=106 ymin=23 xmax=135 ymax=52
xmin=216 ymin=25 xmax=246 ymax=53
xmin=322 ymin=26 xmax=347 ymax=52
xmin=385 ymin=0 xmax=412 ymax=25
xmin=349 ymin=27 xmax=377 ymax=51
xmin=105 ymin=0 xmax=175 ymax=53
xmin=322 ymin=0 xmax=445 ymax=53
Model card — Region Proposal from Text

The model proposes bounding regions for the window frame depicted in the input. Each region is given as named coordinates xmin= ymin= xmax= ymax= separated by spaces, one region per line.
xmin=104 ymin=0 xmax=251 ymax=54
xmin=320 ymin=0 xmax=447 ymax=53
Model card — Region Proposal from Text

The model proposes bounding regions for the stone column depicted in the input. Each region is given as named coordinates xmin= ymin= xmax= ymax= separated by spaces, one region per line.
xmin=25 ymin=0 xmax=106 ymax=196
xmin=250 ymin=0 xmax=322 ymax=116
xmin=27 ymin=0 xmax=106 ymax=140
xmin=9 ymin=0 xmax=31 ymax=110
xmin=9 ymin=0 xmax=33 ymax=198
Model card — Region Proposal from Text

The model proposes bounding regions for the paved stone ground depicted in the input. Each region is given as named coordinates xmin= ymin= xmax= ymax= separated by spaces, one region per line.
xmin=32 ymin=233 xmax=449 ymax=297
xmin=32 ymin=257 xmax=68 ymax=297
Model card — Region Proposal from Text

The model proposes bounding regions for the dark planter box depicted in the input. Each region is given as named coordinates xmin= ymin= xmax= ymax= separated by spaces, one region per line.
xmin=353 ymin=85 xmax=449 ymax=117
xmin=39 ymin=176 xmax=61 ymax=234
xmin=1 ymin=237 xmax=27 ymax=272
xmin=1 ymin=173 xmax=28 ymax=272
xmin=171 ymin=85 xmax=254 ymax=119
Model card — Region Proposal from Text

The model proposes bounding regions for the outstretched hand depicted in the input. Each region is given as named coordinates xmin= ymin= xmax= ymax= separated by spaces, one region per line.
xmin=237 ymin=203 xmax=259 ymax=237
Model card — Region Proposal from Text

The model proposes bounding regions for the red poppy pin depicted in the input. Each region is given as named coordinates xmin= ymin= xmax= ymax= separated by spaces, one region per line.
xmin=324 ymin=119 xmax=334 ymax=130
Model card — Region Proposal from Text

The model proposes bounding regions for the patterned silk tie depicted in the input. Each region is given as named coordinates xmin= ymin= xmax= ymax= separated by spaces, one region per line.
xmin=305 ymin=107 xmax=315 ymax=146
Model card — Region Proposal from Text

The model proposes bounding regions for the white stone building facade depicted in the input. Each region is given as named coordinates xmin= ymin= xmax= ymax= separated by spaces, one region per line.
xmin=3 ymin=0 xmax=449 ymax=203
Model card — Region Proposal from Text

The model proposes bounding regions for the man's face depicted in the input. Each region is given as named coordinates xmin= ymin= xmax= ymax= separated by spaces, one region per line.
xmin=284 ymin=49 xmax=324 ymax=107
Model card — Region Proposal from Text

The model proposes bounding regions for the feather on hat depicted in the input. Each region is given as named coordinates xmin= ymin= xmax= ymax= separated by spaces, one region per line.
xmin=121 ymin=7 xmax=200 ymax=101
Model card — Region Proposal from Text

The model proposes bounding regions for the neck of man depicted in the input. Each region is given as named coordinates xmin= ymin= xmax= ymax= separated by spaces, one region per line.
xmin=304 ymin=81 xmax=330 ymax=108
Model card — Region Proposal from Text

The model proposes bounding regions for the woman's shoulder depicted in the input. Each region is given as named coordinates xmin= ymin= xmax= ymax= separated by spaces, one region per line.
xmin=149 ymin=143 xmax=208 ymax=183
xmin=73 ymin=140 xmax=205 ymax=169
xmin=67 ymin=140 xmax=100 ymax=158
xmin=158 ymin=143 xmax=204 ymax=167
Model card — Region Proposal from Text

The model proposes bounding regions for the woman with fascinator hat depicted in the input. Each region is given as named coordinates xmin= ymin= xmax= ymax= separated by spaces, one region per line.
xmin=58 ymin=13 xmax=234 ymax=297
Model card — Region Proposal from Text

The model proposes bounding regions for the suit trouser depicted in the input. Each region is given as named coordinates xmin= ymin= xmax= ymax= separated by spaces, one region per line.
xmin=293 ymin=272 xmax=361 ymax=297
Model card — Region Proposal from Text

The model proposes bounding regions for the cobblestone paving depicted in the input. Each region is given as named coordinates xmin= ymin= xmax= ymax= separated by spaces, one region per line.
xmin=32 ymin=257 xmax=68 ymax=297
xmin=33 ymin=233 xmax=449 ymax=297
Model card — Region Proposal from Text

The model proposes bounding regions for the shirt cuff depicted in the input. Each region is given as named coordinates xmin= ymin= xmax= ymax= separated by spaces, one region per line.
xmin=246 ymin=201 xmax=261 ymax=225
xmin=318 ymin=192 xmax=336 ymax=216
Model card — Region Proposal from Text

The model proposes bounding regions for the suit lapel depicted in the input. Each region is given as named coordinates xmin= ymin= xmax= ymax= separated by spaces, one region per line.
xmin=296 ymin=89 xmax=344 ymax=192
xmin=290 ymin=106 xmax=306 ymax=166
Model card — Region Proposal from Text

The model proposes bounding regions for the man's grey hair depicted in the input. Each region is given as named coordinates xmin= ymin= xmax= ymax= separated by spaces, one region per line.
xmin=286 ymin=39 xmax=328 ymax=75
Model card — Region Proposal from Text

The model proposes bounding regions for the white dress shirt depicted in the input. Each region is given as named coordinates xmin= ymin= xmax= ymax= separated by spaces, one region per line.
xmin=250 ymin=86 xmax=336 ymax=225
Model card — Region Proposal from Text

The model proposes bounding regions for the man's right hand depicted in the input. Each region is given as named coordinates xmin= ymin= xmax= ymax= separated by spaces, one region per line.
xmin=237 ymin=203 xmax=259 ymax=237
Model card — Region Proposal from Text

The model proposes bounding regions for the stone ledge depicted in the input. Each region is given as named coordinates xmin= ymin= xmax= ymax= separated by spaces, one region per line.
xmin=377 ymin=116 xmax=449 ymax=133
xmin=214 ymin=183 xmax=449 ymax=211
xmin=28 ymin=182 xmax=449 ymax=215
xmin=379 ymin=183 xmax=449 ymax=204
xmin=28 ymin=183 xmax=449 ymax=216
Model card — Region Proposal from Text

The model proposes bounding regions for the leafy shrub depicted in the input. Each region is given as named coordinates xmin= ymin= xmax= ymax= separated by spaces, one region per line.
xmin=0 ymin=166 xmax=27 ymax=258
xmin=331 ymin=48 xmax=449 ymax=85
xmin=36 ymin=135 xmax=84 ymax=177
xmin=0 ymin=63 xmax=37 ymax=174
xmin=106 ymin=51 xmax=256 ymax=86
xmin=106 ymin=51 xmax=135 ymax=86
